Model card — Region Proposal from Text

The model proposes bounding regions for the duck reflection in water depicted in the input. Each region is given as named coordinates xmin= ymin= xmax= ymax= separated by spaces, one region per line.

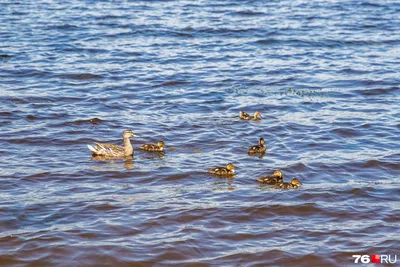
xmin=212 ymin=180 xmax=236 ymax=191
xmin=90 ymin=156 xmax=135 ymax=170
xmin=141 ymin=151 xmax=165 ymax=160
xmin=247 ymin=152 xmax=266 ymax=159
xmin=124 ymin=159 xmax=134 ymax=170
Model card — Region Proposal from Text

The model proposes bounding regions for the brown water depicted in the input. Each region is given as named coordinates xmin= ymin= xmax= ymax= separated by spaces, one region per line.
xmin=1 ymin=0 xmax=399 ymax=266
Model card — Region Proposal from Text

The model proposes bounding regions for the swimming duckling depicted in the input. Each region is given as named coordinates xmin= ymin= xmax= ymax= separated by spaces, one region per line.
xmin=140 ymin=141 xmax=165 ymax=152
xmin=248 ymin=138 xmax=266 ymax=154
xmin=208 ymin=163 xmax=235 ymax=177
xmin=87 ymin=129 xmax=138 ymax=157
xmin=257 ymin=170 xmax=283 ymax=184
xmin=240 ymin=111 xmax=262 ymax=121
xmin=275 ymin=178 xmax=301 ymax=189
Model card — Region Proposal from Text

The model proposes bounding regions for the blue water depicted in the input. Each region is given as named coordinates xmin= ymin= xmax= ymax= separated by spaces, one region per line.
xmin=1 ymin=1 xmax=399 ymax=266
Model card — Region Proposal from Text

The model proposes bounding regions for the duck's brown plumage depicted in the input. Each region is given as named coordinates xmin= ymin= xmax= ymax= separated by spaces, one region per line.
xmin=87 ymin=129 xmax=137 ymax=158
xmin=275 ymin=178 xmax=301 ymax=189
xmin=90 ymin=143 xmax=126 ymax=156
xmin=257 ymin=170 xmax=283 ymax=184
xmin=239 ymin=111 xmax=262 ymax=121
xmin=208 ymin=163 xmax=235 ymax=177
xmin=248 ymin=138 xmax=266 ymax=154
xmin=239 ymin=111 xmax=252 ymax=120
xmin=140 ymin=141 xmax=165 ymax=152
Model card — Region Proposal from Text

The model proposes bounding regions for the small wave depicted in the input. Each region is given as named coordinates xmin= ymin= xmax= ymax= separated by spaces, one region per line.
xmin=165 ymin=30 xmax=193 ymax=38
xmin=360 ymin=2 xmax=384 ymax=7
xmin=26 ymin=115 xmax=37 ymax=120
xmin=72 ymin=118 xmax=105 ymax=125
xmin=241 ymin=203 xmax=326 ymax=217
xmin=339 ymin=68 xmax=369 ymax=74
xmin=58 ymin=73 xmax=103 ymax=80
xmin=53 ymin=24 xmax=79 ymax=30
xmin=285 ymin=162 xmax=310 ymax=173
xmin=181 ymin=26 xmax=194 ymax=31
xmin=233 ymin=10 xmax=266 ymax=16
xmin=0 ymin=111 xmax=13 ymax=117
xmin=0 ymin=54 xmax=13 ymax=59
xmin=349 ymin=159 xmax=400 ymax=171
xmin=152 ymin=81 xmax=191 ymax=88
xmin=254 ymin=38 xmax=280 ymax=45
xmin=330 ymin=128 xmax=360 ymax=138
xmin=23 ymin=172 xmax=51 ymax=181
xmin=198 ymin=27 xmax=258 ymax=34
xmin=362 ymin=24 xmax=377 ymax=28
xmin=95 ymin=15 xmax=125 ymax=20
xmin=253 ymin=38 xmax=399 ymax=48
xmin=2 ymin=96 xmax=52 ymax=105
xmin=354 ymin=86 xmax=399 ymax=96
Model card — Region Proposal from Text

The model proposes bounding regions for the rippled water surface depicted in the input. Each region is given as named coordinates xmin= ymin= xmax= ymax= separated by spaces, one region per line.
xmin=1 ymin=0 xmax=399 ymax=266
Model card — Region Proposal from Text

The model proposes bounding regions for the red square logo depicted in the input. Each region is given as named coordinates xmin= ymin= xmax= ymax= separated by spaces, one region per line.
xmin=371 ymin=254 xmax=380 ymax=264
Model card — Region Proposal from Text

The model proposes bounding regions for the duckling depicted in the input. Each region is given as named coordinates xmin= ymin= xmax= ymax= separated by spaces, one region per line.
xmin=256 ymin=170 xmax=283 ymax=184
xmin=248 ymin=138 xmax=266 ymax=154
xmin=240 ymin=111 xmax=262 ymax=121
xmin=140 ymin=141 xmax=165 ymax=152
xmin=275 ymin=178 xmax=301 ymax=189
xmin=87 ymin=129 xmax=138 ymax=157
xmin=208 ymin=163 xmax=235 ymax=177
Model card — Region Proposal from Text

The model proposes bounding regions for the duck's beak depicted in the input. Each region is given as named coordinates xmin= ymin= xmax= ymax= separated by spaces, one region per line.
xmin=133 ymin=134 xmax=140 ymax=137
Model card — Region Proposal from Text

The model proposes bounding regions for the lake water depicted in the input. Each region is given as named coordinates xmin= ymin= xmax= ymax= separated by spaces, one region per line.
xmin=1 ymin=0 xmax=399 ymax=266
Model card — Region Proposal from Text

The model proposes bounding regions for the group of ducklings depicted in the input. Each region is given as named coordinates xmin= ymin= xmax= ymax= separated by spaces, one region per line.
xmin=87 ymin=111 xmax=301 ymax=189
xmin=209 ymin=166 xmax=300 ymax=189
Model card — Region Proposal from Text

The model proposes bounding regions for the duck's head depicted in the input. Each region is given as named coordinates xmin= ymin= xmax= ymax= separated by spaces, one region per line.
xmin=157 ymin=141 xmax=165 ymax=148
xmin=273 ymin=170 xmax=283 ymax=179
xmin=254 ymin=111 xmax=262 ymax=119
xmin=226 ymin=163 xmax=235 ymax=173
xmin=291 ymin=178 xmax=301 ymax=186
xmin=123 ymin=129 xmax=138 ymax=139
xmin=259 ymin=137 xmax=265 ymax=146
